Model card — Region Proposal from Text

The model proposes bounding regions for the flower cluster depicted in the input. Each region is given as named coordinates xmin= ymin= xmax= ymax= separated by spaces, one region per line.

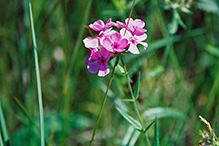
xmin=83 ymin=18 xmax=148 ymax=77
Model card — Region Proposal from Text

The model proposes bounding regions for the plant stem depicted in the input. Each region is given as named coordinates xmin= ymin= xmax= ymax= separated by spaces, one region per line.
xmin=121 ymin=58 xmax=151 ymax=146
xmin=90 ymin=53 xmax=121 ymax=146
xmin=29 ymin=3 xmax=45 ymax=146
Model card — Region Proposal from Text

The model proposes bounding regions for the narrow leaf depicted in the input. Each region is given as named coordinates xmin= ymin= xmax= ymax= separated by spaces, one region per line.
xmin=144 ymin=120 xmax=155 ymax=133
xmin=117 ymin=64 xmax=126 ymax=74
xmin=144 ymin=66 xmax=164 ymax=79
xmin=133 ymin=72 xmax=140 ymax=100
xmin=205 ymin=44 xmax=219 ymax=58
xmin=153 ymin=118 xmax=159 ymax=146
xmin=121 ymin=99 xmax=135 ymax=102
xmin=116 ymin=107 xmax=142 ymax=131
xmin=143 ymin=107 xmax=187 ymax=120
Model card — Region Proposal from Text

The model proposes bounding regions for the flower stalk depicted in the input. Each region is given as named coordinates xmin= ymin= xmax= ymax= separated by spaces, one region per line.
xmin=90 ymin=52 xmax=121 ymax=146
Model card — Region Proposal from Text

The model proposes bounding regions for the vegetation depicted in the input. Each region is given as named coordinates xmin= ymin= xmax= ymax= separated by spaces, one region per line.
xmin=0 ymin=0 xmax=219 ymax=145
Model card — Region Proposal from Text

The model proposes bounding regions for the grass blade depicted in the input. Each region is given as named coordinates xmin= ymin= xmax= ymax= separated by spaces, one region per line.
xmin=116 ymin=107 xmax=142 ymax=131
xmin=153 ymin=118 xmax=159 ymax=146
xmin=133 ymin=72 xmax=140 ymax=100
xmin=29 ymin=2 xmax=44 ymax=146
xmin=0 ymin=101 xmax=9 ymax=145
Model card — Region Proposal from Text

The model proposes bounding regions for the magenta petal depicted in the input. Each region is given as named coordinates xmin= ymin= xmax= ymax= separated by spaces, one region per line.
xmin=128 ymin=44 xmax=140 ymax=54
xmin=83 ymin=38 xmax=99 ymax=48
xmin=134 ymin=28 xmax=147 ymax=36
xmin=103 ymin=37 xmax=113 ymax=52
xmin=87 ymin=61 xmax=99 ymax=74
xmin=100 ymin=46 xmax=110 ymax=58
xmin=133 ymin=19 xmax=145 ymax=28
xmin=111 ymin=33 xmax=121 ymax=42
xmin=89 ymin=20 xmax=104 ymax=31
xmin=119 ymin=39 xmax=128 ymax=49
xmin=115 ymin=21 xmax=126 ymax=28
xmin=98 ymin=65 xmax=110 ymax=77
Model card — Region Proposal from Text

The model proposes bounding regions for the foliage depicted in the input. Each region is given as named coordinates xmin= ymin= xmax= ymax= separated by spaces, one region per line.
xmin=0 ymin=0 xmax=219 ymax=145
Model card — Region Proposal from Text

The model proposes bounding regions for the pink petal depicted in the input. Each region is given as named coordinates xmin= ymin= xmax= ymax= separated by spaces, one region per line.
xmin=119 ymin=38 xmax=128 ymax=49
xmin=103 ymin=37 xmax=114 ymax=52
xmin=100 ymin=46 xmax=110 ymax=58
xmin=139 ymin=42 xmax=148 ymax=50
xmin=133 ymin=27 xmax=147 ymax=36
xmin=89 ymin=20 xmax=104 ymax=31
xmin=133 ymin=19 xmax=145 ymax=28
xmin=105 ymin=18 xmax=114 ymax=28
xmin=128 ymin=44 xmax=140 ymax=54
xmin=83 ymin=38 xmax=99 ymax=48
xmin=87 ymin=61 xmax=99 ymax=74
xmin=135 ymin=33 xmax=147 ymax=42
xmin=120 ymin=28 xmax=132 ymax=38
xmin=115 ymin=21 xmax=126 ymax=28
xmin=111 ymin=33 xmax=122 ymax=42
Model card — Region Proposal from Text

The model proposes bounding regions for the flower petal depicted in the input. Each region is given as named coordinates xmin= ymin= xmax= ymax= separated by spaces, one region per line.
xmin=111 ymin=32 xmax=121 ymax=42
xmin=87 ymin=61 xmax=99 ymax=74
xmin=128 ymin=44 xmax=140 ymax=54
xmin=135 ymin=33 xmax=147 ymax=42
xmin=120 ymin=28 xmax=132 ymax=38
xmin=83 ymin=38 xmax=99 ymax=48
xmin=89 ymin=20 xmax=104 ymax=31
xmin=119 ymin=38 xmax=128 ymax=49
xmin=100 ymin=46 xmax=110 ymax=58
xmin=98 ymin=65 xmax=110 ymax=77
xmin=133 ymin=19 xmax=145 ymax=28
xmin=103 ymin=37 xmax=114 ymax=52
xmin=138 ymin=42 xmax=148 ymax=50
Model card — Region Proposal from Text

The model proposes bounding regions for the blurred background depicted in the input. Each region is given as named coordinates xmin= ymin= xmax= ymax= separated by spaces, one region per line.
xmin=0 ymin=0 xmax=219 ymax=145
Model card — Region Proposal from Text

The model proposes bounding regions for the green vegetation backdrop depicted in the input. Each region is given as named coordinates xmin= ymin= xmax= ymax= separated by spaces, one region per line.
xmin=0 ymin=0 xmax=219 ymax=145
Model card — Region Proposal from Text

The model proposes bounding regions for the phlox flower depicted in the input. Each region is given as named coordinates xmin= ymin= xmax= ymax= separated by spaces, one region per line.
xmin=103 ymin=32 xmax=128 ymax=53
xmin=83 ymin=28 xmax=117 ymax=48
xmin=85 ymin=46 xmax=112 ymax=77
xmin=89 ymin=18 xmax=115 ymax=32
xmin=120 ymin=28 xmax=148 ymax=54
xmin=116 ymin=18 xmax=147 ymax=36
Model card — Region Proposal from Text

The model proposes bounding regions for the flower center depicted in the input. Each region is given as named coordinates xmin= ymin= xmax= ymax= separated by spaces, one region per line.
xmin=113 ymin=42 xmax=119 ymax=49
xmin=98 ymin=56 xmax=107 ymax=65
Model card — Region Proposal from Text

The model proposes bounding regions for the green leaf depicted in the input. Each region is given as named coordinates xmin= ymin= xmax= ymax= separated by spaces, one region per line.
xmin=117 ymin=64 xmax=126 ymax=74
xmin=153 ymin=118 xmax=159 ymax=146
xmin=144 ymin=120 xmax=155 ymax=133
xmin=121 ymin=99 xmax=135 ymax=102
xmin=180 ymin=7 xmax=192 ymax=14
xmin=195 ymin=0 xmax=219 ymax=15
xmin=133 ymin=72 xmax=140 ymax=100
xmin=143 ymin=107 xmax=187 ymax=120
xmin=144 ymin=66 xmax=164 ymax=79
xmin=205 ymin=44 xmax=219 ymax=58
xmin=168 ymin=16 xmax=178 ymax=34
xmin=116 ymin=107 xmax=142 ymax=131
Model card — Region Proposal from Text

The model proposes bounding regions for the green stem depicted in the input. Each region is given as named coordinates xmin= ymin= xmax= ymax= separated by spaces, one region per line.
xmin=29 ymin=3 xmax=45 ymax=146
xmin=121 ymin=58 xmax=151 ymax=146
xmin=90 ymin=53 xmax=121 ymax=146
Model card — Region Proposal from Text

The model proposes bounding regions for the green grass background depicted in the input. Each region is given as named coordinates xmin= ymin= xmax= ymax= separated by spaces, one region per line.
xmin=0 ymin=0 xmax=219 ymax=145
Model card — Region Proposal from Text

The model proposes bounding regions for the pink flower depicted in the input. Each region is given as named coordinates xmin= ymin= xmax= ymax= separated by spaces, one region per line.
xmin=116 ymin=18 xmax=147 ymax=36
xmin=83 ymin=38 xmax=99 ymax=48
xmin=120 ymin=28 xmax=148 ymax=54
xmin=85 ymin=46 xmax=112 ymax=77
xmin=103 ymin=32 xmax=128 ymax=53
xmin=83 ymin=28 xmax=117 ymax=48
xmin=89 ymin=18 xmax=115 ymax=32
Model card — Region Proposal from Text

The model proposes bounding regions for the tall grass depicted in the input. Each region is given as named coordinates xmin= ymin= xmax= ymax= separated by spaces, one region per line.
xmin=0 ymin=0 xmax=219 ymax=145
xmin=29 ymin=2 xmax=44 ymax=146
